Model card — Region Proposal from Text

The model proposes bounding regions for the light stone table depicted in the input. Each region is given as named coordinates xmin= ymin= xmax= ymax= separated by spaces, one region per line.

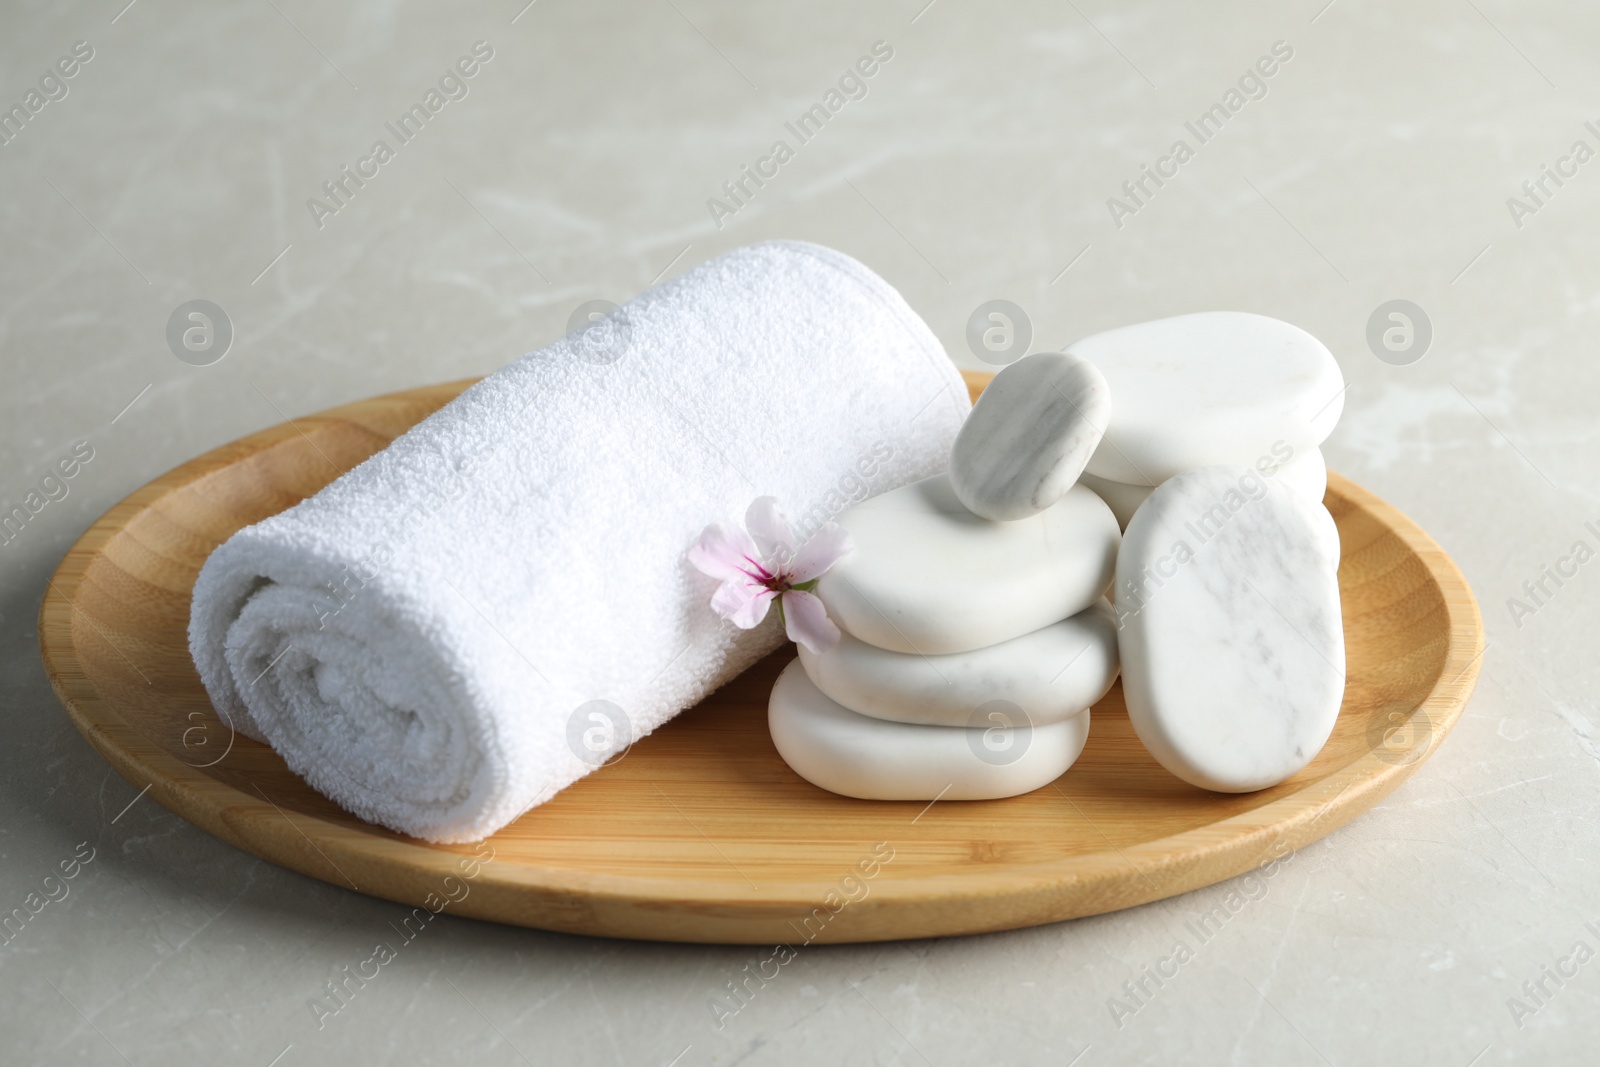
xmin=2 ymin=1 xmax=1596 ymax=1063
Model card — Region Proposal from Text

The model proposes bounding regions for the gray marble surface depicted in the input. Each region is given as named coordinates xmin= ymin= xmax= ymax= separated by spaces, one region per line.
xmin=2 ymin=1 xmax=1596 ymax=1063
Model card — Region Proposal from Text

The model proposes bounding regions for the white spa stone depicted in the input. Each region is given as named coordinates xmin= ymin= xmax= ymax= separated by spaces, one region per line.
xmin=768 ymin=660 xmax=1091 ymax=800
xmin=798 ymin=599 xmax=1118 ymax=727
xmin=949 ymin=351 xmax=1110 ymax=521
xmin=1078 ymin=472 xmax=1153 ymax=531
xmin=1308 ymin=497 xmax=1342 ymax=569
xmin=1082 ymin=448 xmax=1329 ymax=531
xmin=816 ymin=474 xmax=1120 ymax=655
xmin=1115 ymin=466 xmax=1344 ymax=793
xmin=1277 ymin=447 xmax=1328 ymax=505
xmin=1070 ymin=312 xmax=1345 ymax=486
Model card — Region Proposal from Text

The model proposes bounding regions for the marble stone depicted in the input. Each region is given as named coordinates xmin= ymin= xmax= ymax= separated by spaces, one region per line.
xmin=798 ymin=599 xmax=1118 ymax=727
xmin=816 ymin=474 xmax=1120 ymax=654
xmin=1306 ymin=496 xmax=1342 ymax=568
xmin=768 ymin=660 xmax=1091 ymax=800
xmin=1082 ymin=448 xmax=1329 ymax=530
xmin=949 ymin=351 xmax=1110 ymax=521
xmin=1277 ymin=446 xmax=1328 ymax=504
xmin=1070 ymin=312 xmax=1345 ymax=486
xmin=1078 ymin=471 xmax=1154 ymax=530
xmin=1115 ymin=466 xmax=1345 ymax=792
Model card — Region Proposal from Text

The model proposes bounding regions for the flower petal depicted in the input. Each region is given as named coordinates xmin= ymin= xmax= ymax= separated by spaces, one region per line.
xmin=782 ymin=589 xmax=841 ymax=653
xmin=712 ymin=579 xmax=774 ymax=629
xmin=688 ymin=521 xmax=768 ymax=584
xmin=745 ymin=496 xmax=796 ymax=564
xmin=788 ymin=522 xmax=854 ymax=583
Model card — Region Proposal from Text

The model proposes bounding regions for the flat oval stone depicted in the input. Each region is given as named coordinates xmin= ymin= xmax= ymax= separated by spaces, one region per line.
xmin=1070 ymin=312 xmax=1345 ymax=485
xmin=798 ymin=599 xmax=1118 ymax=727
xmin=1115 ymin=466 xmax=1344 ymax=792
xmin=768 ymin=660 xmax=1091 ymax=800
xmin=950 ymin=352 xmax=1110 ymax=521
xmin=1082 ymin=448 xmax=1328 ymax=530
xmin=817 ymin=474 xmax=1120 ymax=655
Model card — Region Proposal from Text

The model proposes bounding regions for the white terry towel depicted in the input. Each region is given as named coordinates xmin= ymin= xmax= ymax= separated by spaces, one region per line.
xmin=188 ymin=240 xmax=970 ymax=843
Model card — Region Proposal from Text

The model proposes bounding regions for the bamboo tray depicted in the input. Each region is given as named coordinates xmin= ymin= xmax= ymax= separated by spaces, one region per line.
xmin=39 ymin=371 xmax=1483 ymax=943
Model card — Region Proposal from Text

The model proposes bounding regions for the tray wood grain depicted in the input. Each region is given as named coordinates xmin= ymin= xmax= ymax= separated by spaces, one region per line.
xmin=39 ymin=370 xmax=1483 ymax=943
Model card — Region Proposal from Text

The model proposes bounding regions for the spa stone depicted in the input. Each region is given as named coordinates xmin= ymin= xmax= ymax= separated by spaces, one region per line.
xmin=1082 ymin=447 xmax=1329 ymax=530
xmin=1070 ymin=312 xmax=1345 ymax=485
xmin=798 ymin=599 xmax=1118 ymax=727
xmin=950 ymin=351 xmax=1110 ymax=521
xmin=816 ymin=474 xmax=1120 ymax=655
xmin=1115 ymin=466 xmax=1344 ymax=793
xmin=768 ymin=660 xmax=1091 ymax=801
xmin=1276 ymin=446 xmax=1327 ymax=505
xmin=1078 ymin=472 xmax=1153 ymax=531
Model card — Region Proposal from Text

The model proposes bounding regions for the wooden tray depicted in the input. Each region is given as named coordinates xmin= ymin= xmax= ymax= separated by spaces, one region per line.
xmin=39 ymin=371 xmax=1483 ymax=944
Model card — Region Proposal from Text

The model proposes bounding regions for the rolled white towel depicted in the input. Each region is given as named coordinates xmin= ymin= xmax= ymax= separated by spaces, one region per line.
xmin=188 ymin=241 xmax=970 ymax=842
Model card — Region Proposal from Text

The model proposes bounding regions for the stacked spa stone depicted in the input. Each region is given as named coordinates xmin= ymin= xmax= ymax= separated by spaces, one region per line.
xmin=768 ymin=352 xmax=1123 ymax=801
xmin=772 ymin=310 xmax=1351 ymax=802
xmin=1069 ymin=312 xmax=1341 ymax=531
xmin=1070 ymin=312 xmax=1347 ymax=793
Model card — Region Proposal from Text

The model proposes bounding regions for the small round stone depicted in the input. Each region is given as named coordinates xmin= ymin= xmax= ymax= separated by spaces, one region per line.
xmin=768 ymin=660 xmax=1091 ymax=800
xmin=798 ymin=599 xmax=1118 ymax=727
xmin=950 ymin=351 xmax=1110 ymax=521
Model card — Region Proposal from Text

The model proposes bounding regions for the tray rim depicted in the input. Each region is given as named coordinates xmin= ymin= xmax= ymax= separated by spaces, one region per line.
xmin=38 ymin=374 xmax=1485 ymax=940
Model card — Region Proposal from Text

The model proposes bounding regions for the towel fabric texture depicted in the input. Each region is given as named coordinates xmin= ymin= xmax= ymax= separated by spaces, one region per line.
xmin=188 ymin=240 xmax=969 ymax=842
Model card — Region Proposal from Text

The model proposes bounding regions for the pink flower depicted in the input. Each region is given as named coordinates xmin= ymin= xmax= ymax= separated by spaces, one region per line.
xmin=688 ymin=497 xmax=854 ymax=654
